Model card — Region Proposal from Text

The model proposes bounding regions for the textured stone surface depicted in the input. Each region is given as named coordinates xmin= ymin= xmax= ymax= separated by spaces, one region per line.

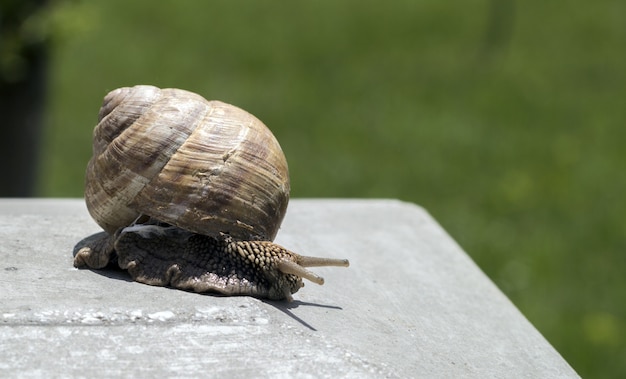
xmin=0 ymin=199 xmax=579 ymax=378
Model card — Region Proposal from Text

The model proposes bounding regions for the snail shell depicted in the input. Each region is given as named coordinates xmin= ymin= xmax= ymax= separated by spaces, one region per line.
xmin=75 ymin=85 xmax=348 ymax=301
xmin=85 ymin=85 xmax=289 ymax=241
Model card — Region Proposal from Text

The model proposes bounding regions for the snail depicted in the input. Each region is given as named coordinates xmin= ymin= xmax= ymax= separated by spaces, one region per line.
xmin=73 ymin=85 xmax=349 ymax=301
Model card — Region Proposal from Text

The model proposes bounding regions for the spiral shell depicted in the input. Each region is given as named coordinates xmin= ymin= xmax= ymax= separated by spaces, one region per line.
xmin=85 ymin=85 xmax=290 ymax=241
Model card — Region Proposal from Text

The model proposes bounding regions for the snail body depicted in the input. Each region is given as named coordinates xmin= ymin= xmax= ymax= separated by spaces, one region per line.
xmin=74 ymin=85 xmax=348 ymax=301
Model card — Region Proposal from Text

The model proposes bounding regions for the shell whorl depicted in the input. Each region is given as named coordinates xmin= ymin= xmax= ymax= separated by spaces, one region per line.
xmin=85 ymin=85 xmax=290 ymax=241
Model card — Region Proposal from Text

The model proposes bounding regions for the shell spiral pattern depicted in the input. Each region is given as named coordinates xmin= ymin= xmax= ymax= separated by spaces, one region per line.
xmin=85 ymin=85 xmax=290 ymax=241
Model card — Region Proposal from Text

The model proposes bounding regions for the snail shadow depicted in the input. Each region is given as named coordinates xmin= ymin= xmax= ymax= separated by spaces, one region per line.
xmin=78 ymin=262 xmax=135 ymax=283
xmin=73 ymin=232 xmax=343 ymax=331
xmin=262 ymin=299 xmax=344 ymax=332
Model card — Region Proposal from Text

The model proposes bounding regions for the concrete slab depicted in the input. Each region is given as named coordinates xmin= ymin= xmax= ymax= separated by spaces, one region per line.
xmin=0 ymin=199 xmax=578 ymax=378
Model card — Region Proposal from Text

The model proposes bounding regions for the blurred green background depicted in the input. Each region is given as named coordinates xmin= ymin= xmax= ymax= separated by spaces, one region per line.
xmin=4 ymin=0 xmax=626 ymax=377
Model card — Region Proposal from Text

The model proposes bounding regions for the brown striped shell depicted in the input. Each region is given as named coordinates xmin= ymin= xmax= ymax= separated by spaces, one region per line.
xmin=85 ymin=85 xmax=290 ymax=241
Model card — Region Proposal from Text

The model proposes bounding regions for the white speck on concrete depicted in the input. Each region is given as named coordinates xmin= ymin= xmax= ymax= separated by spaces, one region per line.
xmin=147 ymin=310 xmax=175 ymax=321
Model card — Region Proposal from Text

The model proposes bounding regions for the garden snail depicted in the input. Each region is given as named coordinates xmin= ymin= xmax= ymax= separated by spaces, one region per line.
xmin=73 ymin=85 xmax=349 ymax=301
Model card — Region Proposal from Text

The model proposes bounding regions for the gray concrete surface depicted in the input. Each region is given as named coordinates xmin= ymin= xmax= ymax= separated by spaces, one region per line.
xmin=1 ymin=199 xmax=578 ymax=378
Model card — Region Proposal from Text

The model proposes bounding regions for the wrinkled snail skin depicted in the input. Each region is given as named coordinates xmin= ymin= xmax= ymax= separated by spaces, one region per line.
xmin=74 ymin=85 xmax=349 ymax=301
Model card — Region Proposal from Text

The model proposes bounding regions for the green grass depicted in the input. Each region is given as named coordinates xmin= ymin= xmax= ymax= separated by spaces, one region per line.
xmin=40 ymin=1 xmax=625 ymax=377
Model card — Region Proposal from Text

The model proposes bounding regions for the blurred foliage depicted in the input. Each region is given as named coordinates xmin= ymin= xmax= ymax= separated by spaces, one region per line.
xmin=0 ymin=0 xmax=85 ymax=82
xmin=38 ymin=0 xmax=624 ymax=377
xmin=0 ymin=0 xmax=47 ymax=83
